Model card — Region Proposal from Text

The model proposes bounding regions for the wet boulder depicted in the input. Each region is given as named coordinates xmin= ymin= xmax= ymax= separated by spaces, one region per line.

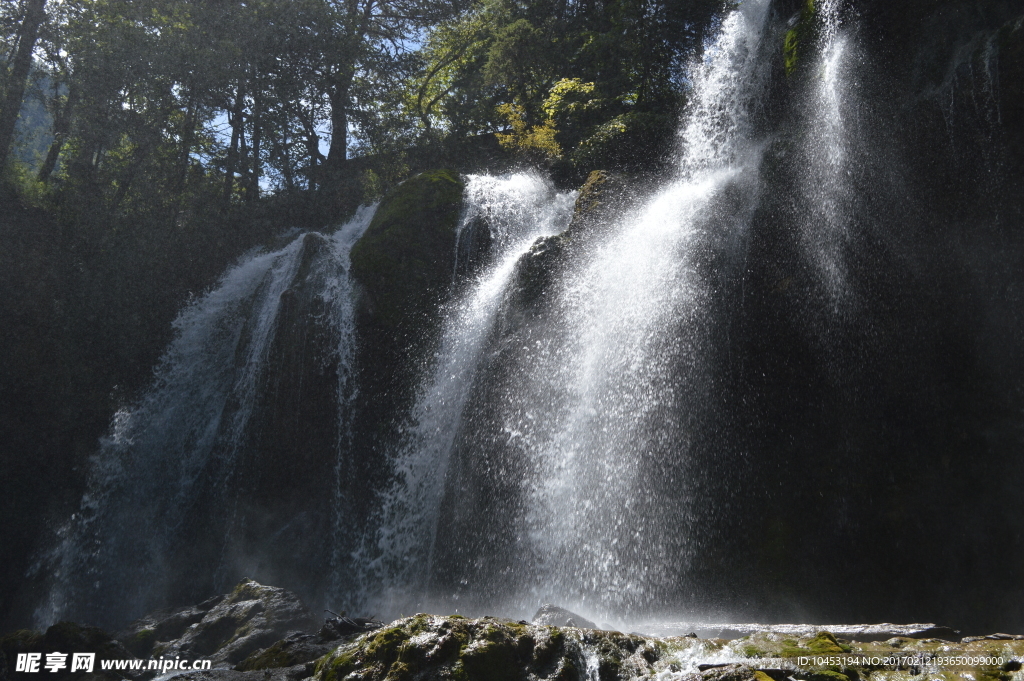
xmin=150 ymin=580 xmax=317 ymax=667
xmin=531 ymin=604 xmax=597 ymax=630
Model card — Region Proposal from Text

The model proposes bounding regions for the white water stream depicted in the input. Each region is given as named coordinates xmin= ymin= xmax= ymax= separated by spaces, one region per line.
xmin=36 ymin=206 xmax=377 ymax=627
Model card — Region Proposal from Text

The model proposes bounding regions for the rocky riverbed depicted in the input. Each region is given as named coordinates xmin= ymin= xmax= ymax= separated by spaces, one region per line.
xmin=3 ymin=581 xmax=1022 ymax=681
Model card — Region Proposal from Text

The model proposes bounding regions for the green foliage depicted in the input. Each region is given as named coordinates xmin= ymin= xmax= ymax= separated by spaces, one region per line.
xmin=495 ymin=103 xmax=561 ymax=162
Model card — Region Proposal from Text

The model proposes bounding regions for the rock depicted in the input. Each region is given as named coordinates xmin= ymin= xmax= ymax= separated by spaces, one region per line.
xmin=319 ymin=616 xmax=383 ymax=640
xmin=531 ymin=604 xmax=597 ymax=630
xmin=313 ymin=613 xmax=659 ymax=681
xmin=961 ymin=633 xmax=1024 ymax=642
xmin=117 ymin=595 xmax=226 ymax=658
xmin=690 ymin=663 xmax=762 ymax=681
xmin=235 ymin=632 xmax=338 ymax=674
xmin=348 ymin=169 xmax=466 ymax=477
xmin=501 ymin=169 xmax=636 ymax=321
xmin=350 ymin=169 xmax=464 ymax=334
xmin=140 ymin=668 xmax=306 ymax=681
xmin=565 ymin=169 xmax=634 ymax=239
xmin=153 ymin=580 xmax=317 ymax=667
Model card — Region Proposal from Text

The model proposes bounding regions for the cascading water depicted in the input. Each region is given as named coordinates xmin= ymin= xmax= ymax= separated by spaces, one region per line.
xmin=796 ymin=0 xmax=859 ymax=304
xmin=34 ymin=206 xmax=377 ymax=629
xmin=17 ymin=0 xmax=1024 ymax=635
xmin=399 ymin=0 xmax=779 ymax=623
xmin=360 ymin=173 xmax=576 ymax=615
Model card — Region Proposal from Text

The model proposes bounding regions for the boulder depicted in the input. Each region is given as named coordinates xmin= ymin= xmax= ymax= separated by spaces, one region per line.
xmin=117 ymin=595 xmax=226 ymax=658
xmin=235 ymin=631 xmax=339 ymax=675
xmin=636 ymin=621 xmax=961 ymax=642
xmin=350 ymin=169 xmax=464 ymax=334
xmin=143 ymin=580 xmax=317 ymax=667
xmin=531 ymin=604 xmax=597 ymax=630
xmin=312 ymin=613 xmax=659 ymax=681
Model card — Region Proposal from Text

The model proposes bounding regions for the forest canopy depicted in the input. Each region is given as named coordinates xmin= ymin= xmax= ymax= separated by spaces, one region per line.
xmin=1 ymin=0 xmax=725 ymax=214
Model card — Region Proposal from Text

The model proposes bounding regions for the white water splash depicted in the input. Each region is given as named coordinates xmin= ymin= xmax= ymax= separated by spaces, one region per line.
xmin=505 ymin=0 xmax=774 ymax=620
xmin=798 ymin=0 xmax=858 ymax=302
xmin=363 ymin=173 xmax=575 ymax=615
xmin=35 ymin=205 xmax=377 ymax=628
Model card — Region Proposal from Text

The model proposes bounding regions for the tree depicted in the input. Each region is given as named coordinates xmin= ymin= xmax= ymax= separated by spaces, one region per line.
xmin=0 ymin=0 xmax=47 ymax=172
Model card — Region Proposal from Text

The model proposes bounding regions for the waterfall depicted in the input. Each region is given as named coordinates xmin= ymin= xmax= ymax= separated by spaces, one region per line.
xmin=512 ymin=0 xmax=775 ymax=621
xmin=796 ymin=0 xmax=859 ymax=304
xmin=360 ymin=173 xmax=576 ymax=616
xmin=34 ymin=206 xmax=377 ymax=629
xmin=383 ymin=0 xmax=780 ymax=623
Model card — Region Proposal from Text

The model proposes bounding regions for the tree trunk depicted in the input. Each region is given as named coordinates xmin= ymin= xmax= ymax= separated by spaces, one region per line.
xmin=325 ymin=73 xmax=353 ymax=174
xmin=299 ymin=112 xmax=323 ymax=191
xmin=223 ymin=85 xmax=245 ymax=204
xmin=176 ymin=91 xmax=198 ymax=194
xmin=0 ymin=0 xmax=48 ymax=171
xmin=37 ymin=84 xmax=75 ymax=184
xmin=247 ymin=92 xmax=262 ymax=202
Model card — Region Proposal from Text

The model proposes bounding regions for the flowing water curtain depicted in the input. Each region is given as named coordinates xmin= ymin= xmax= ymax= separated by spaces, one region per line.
xmin=357 ymin=173 xmax=576 ymax=617
xmin=794 ymin=0 xmax=864 ymax=307
xmin=381 ymin=0 xmax=779 ymax=623
xmin=36 ymin=207 xmax=377 ymax=629
xmin=513 ymin=0 xmax=777 ymax=621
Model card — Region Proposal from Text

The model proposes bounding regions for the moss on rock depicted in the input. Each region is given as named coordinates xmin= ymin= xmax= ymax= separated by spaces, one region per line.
xmin=350 ymin=169 xmax=465 ymax=334
xmin=310 ymin=614 xmax=656 ymax=681
xmin=783 ymin=0 xmax=818 ymax=76
xmin=236 ymin=639 xmax=299 ymax=671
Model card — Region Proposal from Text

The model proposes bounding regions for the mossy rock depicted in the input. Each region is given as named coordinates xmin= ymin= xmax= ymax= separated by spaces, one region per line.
xmin=312 ymin=614 xmax=652 ymax=681
xmin=236 ymin=639 xmax=298 ymax=671
xmin=350 ymin=170 xmax=465 ymax=334
xmin=503 ymin=169 xmax=631 ymax=318
xmin=806 ymin=631 xmax=850 ymax=654
xmin=570 ymin=112 xmax=675 ymax=175
xmin=797 ymin=671 xmax=852 ymax=681
xmin=783 ymin=0 xmax=818 ymax=76
xmin=123 ymin=627 xmax=156 ymax=657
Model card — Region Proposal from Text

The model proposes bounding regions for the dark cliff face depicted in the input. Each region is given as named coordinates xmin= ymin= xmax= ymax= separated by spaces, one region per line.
xmin=691 ymin=0 xmax=1024 ymax=628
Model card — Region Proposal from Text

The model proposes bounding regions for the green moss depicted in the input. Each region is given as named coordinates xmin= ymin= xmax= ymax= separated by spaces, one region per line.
xmin=350 ymin=169 xmax=464 ymax=333
xmin=550 ymin=658 xmax=577 ymax=681
xmin=230 ymin=578 xmax=264 ymax=601
xmin=134 ymin=628 xmax=155 ymax=642
xmin=571 ymin=111 xmax=675 ymax=174
xmin=459 ymin=641 xmax=521 ymax=681
xmin=365 ymin=626 xmax=411 ymax=666
xmin=319 ymin=648 xmax=360 ymax=681
xmin=532 ymin=628 xmax=565 ymax=669
xmin=805 ymin=670 xmax=850 ymax=681
xmin=236 ymin=640 xmax=297 ymax=671
xmin=755 ymin=671 xmax=777 ymax=681
xmin=781 ymin=638 xmax=807 ymax=658
xmin=783 ymin=0 xmax=817 ymax=76
xmin=806 ymin=632 xmax=847 ymax=655
xmin=0 ymin=629 xmax=44 ymax=656
xmin=125 ymin=627 xmax=157 ymax=657
xmin=385 ymin=660 xmax=413 ymax=680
